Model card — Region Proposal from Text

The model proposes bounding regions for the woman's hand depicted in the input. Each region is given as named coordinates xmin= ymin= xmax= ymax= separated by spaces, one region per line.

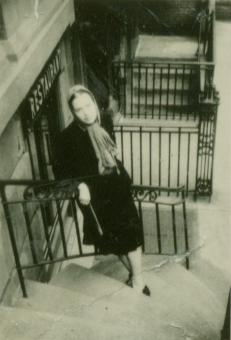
xmin=78 ymin=183 xmax=91 ymax=205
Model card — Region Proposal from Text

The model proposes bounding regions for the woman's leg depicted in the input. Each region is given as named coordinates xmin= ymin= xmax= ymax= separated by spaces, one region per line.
xmin=127 ymin=246 xmax=143 ymax=288
xmin=118 ymin=254 xmax=133 ymax=285
xmin=118 ymin=254 xmax=131 ymax=273
xmin=127 ymin=246 xmax=150 ymax=295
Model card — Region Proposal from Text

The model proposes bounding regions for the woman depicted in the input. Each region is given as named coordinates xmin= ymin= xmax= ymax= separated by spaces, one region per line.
xmin=54 ymin=85 xmax=150 ymax=296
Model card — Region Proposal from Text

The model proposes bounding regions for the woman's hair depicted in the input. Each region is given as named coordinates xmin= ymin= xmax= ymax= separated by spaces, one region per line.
xmin=68 ymin=89 xmax=88 ymax=113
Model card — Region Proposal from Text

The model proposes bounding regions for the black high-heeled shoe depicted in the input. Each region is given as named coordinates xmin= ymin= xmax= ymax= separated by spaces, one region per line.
xmin=130 ymin=280 xmax=151 ymax=296
xmin=142 ymin=285 xmax=151 ymax=296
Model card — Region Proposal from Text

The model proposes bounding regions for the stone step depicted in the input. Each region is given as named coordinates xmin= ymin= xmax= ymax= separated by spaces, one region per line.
xmin=0 ymin=305 xmax=151 ymax=340
xmin=56 ymin=263 xmax=224 ymax=339
xmin=30 ymin=259 xmax=222 ymax=339
xmin=14 ymin=273 xmax=207 ymax=340
xmin=92 ymin=254 xmax=168 ymax=282
xmin=124 ymin=102 xmax=195 ymax=117
xmin=50 ymin=263 xmax=125 ymax=299
xmin=117 ymin=64 xmax=197 ymax=76
xmin=134 ymin=56 xmax=198 ymax=62
xmin=14 ymin=280 xmax=157 ymax=339
xmin=16 ymin=263 xmax=206 ymax=339
xmin=190 ymin=258 xmax=231 ymax=307
xmin=15 ymin=279 xmax=94 ymax=310
xmin=118 ymin=71 xmax=197 ymax=91
xmin=135 ymin=87 xmax=194 ymax=96
xmin=134 ymin=35 xmax=198 ymax=60
xmin=154 ymin=263 xmax=225 ymax=328
xmin=11 ymin=257 xmax=226 ymax=340
xmin=126 ymin=91 xmax=195 ymax=106
xmin=92 ymin=254 xmax=168 ymax=283
xmin=115 ymin=117 xmax=199 ymax=128
xmin=92 ymin=257 xmax=223 ymax=339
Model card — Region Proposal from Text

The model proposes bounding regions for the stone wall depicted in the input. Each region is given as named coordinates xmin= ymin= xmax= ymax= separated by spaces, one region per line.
xmin=0 ymin=0 xmax=76 ymax=302
xmin=0 ymin=114 xmax=39 ymax=303
xmin=134 ymin=0 xmax=208 ymax=35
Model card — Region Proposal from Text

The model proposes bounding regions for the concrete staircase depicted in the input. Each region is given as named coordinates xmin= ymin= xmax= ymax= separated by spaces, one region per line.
xmin=124 ymin=66 xmax=199 ymax=119
xmin=0 ymin=255 xmax=229 ymax=340
xmin=116 ymin=34 xmax=200 ymax=120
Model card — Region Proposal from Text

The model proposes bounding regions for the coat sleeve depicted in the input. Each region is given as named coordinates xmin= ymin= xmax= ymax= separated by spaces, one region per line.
xmin=52 ymin=127 xmax=99 ymax=182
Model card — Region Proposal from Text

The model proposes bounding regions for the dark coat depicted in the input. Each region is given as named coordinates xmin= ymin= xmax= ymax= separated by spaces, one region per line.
xmin=53 ymin=119 xmax=142 ymax=255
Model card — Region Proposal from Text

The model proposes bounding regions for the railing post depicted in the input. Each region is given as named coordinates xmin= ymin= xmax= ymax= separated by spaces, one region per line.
xmin=195 ymin=91 xmax=219 ymax=197
xmin=221 ymin=288 xmax=231 ymax=340
xmin=0 ymin=188 xmax=27 ymax=297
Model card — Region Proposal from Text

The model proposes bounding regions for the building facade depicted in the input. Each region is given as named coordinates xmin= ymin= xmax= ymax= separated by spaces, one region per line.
xmin=0 ymin=0 xmax=80 ymax=302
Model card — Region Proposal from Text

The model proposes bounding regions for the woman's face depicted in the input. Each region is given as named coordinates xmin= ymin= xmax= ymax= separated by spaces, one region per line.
xmin=71 ymin=92 xmax=98 ymax=125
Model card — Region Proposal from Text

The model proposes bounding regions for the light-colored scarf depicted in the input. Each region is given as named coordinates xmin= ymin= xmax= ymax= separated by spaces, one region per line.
xmin=68 ymin=85 xmax=120 ymax=175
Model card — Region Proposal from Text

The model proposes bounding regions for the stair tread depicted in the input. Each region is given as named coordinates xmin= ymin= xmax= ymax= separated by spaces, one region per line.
xmin=126 ymin=101 xmax=195 ymax=108
xmin=128 ymin=94 xmax=195 ymax=105
xmin=135 ymin=34 xmax=198 ymax=60
xmin=10 ymin=257 xmax=226 ymax=340
xmin=92 ymin=258 xmax=223 ymax=337
xmin=155 ymin=196 xmax=184 ymax=205
xmin=114 ymin=117 xmax=199 ymax=128
xmin=93 ymin=256 xmax=223 ymax=308
xmin=134 ymin=88 xmax=193 ymax=94
xmin=190 ymin=259 xmax=231 ymax=306
xmin=115 ymin=66 xmax=198 ymax=77
xmin=50 ymin=263 xmax=125 ymax=298
xmin=93 ymin=258 xmax=224 ymax=332
xmin=154 ymin=262 xmax=224 ymax=318
xmin=129 ymin=67 xmax=196 ymax=75
xmin=134 ymin=56 xmax=197 ymax=62
xmin=14 ymin=262 xmax=221 ymax=339
xmin=15 ymin=279 xmax=161 ymax=335
xmin=51 ymin=260 xmax=214 ymax=321
xmin=0 ymin=305 xmax=154 ymax=340
xmin=16 ymin=264 xmax=206 ymax=339
xmin=16 ymin=279 xmax=94 ymax=308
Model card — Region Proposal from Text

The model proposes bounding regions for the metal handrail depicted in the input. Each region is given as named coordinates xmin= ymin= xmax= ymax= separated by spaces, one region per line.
xmin=113 ymin=59 xmax=215 ymax=67
xmin=0 ymin=177 xmax=189 ymax=297
xmin=132 ymin=184 xmax=185 ymax=193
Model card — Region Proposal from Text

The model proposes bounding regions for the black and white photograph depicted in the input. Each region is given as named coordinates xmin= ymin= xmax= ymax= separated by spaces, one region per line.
xmin=0 ymin=0 xmax=230 ymax=339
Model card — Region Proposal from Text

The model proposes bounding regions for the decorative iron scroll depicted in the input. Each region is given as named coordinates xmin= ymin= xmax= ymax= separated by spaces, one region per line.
xmin=131 ymin=185 xmax=158 ymax=202
xmin=23 ymin=179 xmax=81 ymax=201
xmin=24 ymin=181 xmax=161 ymax=203
xmin=196 ymin=178 xmax=212 ymax=196
xmin=198 ymin=127 xmax=215 ymax=157
xmin=196 ymin=97 xmax=218 ymax=196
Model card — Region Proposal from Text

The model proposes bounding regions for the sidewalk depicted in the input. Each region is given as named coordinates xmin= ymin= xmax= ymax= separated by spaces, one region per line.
xmin=190 ymin=20 xmax=231 ymax=293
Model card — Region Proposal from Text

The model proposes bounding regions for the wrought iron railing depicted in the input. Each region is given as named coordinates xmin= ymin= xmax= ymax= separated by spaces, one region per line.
xmin=112 ymin=61 xmax=200 ymax=119
xmin=199 ymin=62 xmax=216 ymax=100
xmin=114 ymin=124 xmax=199 ymax=195
xmin=113 ymin=96 xmax=218 ymax=198
xmin=111 ymin=10 xmax=216 ymax=116
xmin=0 ymin=178 xmax=189 ymax=297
